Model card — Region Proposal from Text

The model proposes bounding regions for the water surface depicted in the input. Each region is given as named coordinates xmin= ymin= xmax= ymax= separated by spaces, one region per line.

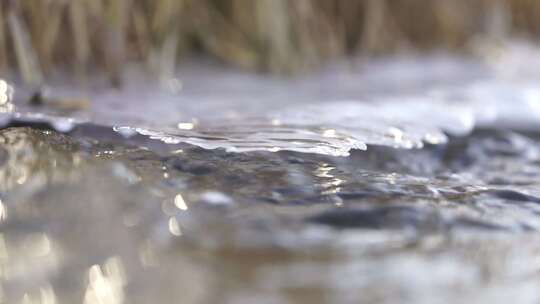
xmin=2 ymin=44 xmax=540 ymax=303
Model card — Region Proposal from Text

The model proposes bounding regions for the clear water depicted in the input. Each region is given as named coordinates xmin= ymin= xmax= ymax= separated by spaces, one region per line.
xmin=3 ymin=42 xmax=540 ymax=303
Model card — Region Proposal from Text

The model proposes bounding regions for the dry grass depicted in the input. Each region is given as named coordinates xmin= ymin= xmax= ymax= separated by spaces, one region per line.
xmin=1 ymin=0 xmax=540 ymax=84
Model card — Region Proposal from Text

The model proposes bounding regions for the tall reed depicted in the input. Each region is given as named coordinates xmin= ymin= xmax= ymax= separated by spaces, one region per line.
xmin=0 ymin=0 xmax=538 ymax=83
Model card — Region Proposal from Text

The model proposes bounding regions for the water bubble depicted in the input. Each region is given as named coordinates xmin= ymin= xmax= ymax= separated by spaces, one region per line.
xmin=200 ymin=191 xmax=233 ymax=207
xmin=0 ymin=200 xmax=6 ymax=222
xmin=177 ymin=122 xmax=194 ymax=130
xmin=51 ymin=119 xmax=75 ymax=132
xmin=168 ymin=217 xmax=182 ymax=236
xmin=174 ymin=193 xmax=188 ymax=210
xmin=112 ymin=126 xmax=137 ymax=138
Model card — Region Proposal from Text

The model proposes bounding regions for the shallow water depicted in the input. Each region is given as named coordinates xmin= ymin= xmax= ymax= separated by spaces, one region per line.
xmin=3 ymin=43 xmax=540 ymax=303
xmin=3 ymin=126 xmax=540 ymax=304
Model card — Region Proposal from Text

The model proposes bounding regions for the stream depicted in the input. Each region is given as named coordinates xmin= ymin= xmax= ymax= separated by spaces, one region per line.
xmin=2 ymin=42 xmax=540 ymax=303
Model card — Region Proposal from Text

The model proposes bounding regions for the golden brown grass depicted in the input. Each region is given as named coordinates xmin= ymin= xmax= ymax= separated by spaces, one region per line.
xmin=1 ymin=0 xmax=540 ymax=84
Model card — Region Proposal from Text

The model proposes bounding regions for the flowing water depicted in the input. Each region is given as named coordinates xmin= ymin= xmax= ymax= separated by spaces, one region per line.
xmin=3 ymin=42 xmax=540 ymax=303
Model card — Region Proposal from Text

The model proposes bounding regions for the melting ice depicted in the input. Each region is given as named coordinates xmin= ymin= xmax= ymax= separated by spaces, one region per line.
xmin=2 ymin=42 xmax=540 ymax=156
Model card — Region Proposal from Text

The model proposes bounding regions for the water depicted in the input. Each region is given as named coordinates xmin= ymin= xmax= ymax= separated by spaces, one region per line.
xmin=3 ymin=42 xmax=540 ymax=303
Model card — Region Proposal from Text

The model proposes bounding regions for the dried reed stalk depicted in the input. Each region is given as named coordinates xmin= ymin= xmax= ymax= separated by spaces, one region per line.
xmin=0 ymin=0 xmax=536 ymax=83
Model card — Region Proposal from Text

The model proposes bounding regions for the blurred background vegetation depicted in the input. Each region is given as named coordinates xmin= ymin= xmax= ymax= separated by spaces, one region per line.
xmin=1 ymin=0 xmax=540 ymax=84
